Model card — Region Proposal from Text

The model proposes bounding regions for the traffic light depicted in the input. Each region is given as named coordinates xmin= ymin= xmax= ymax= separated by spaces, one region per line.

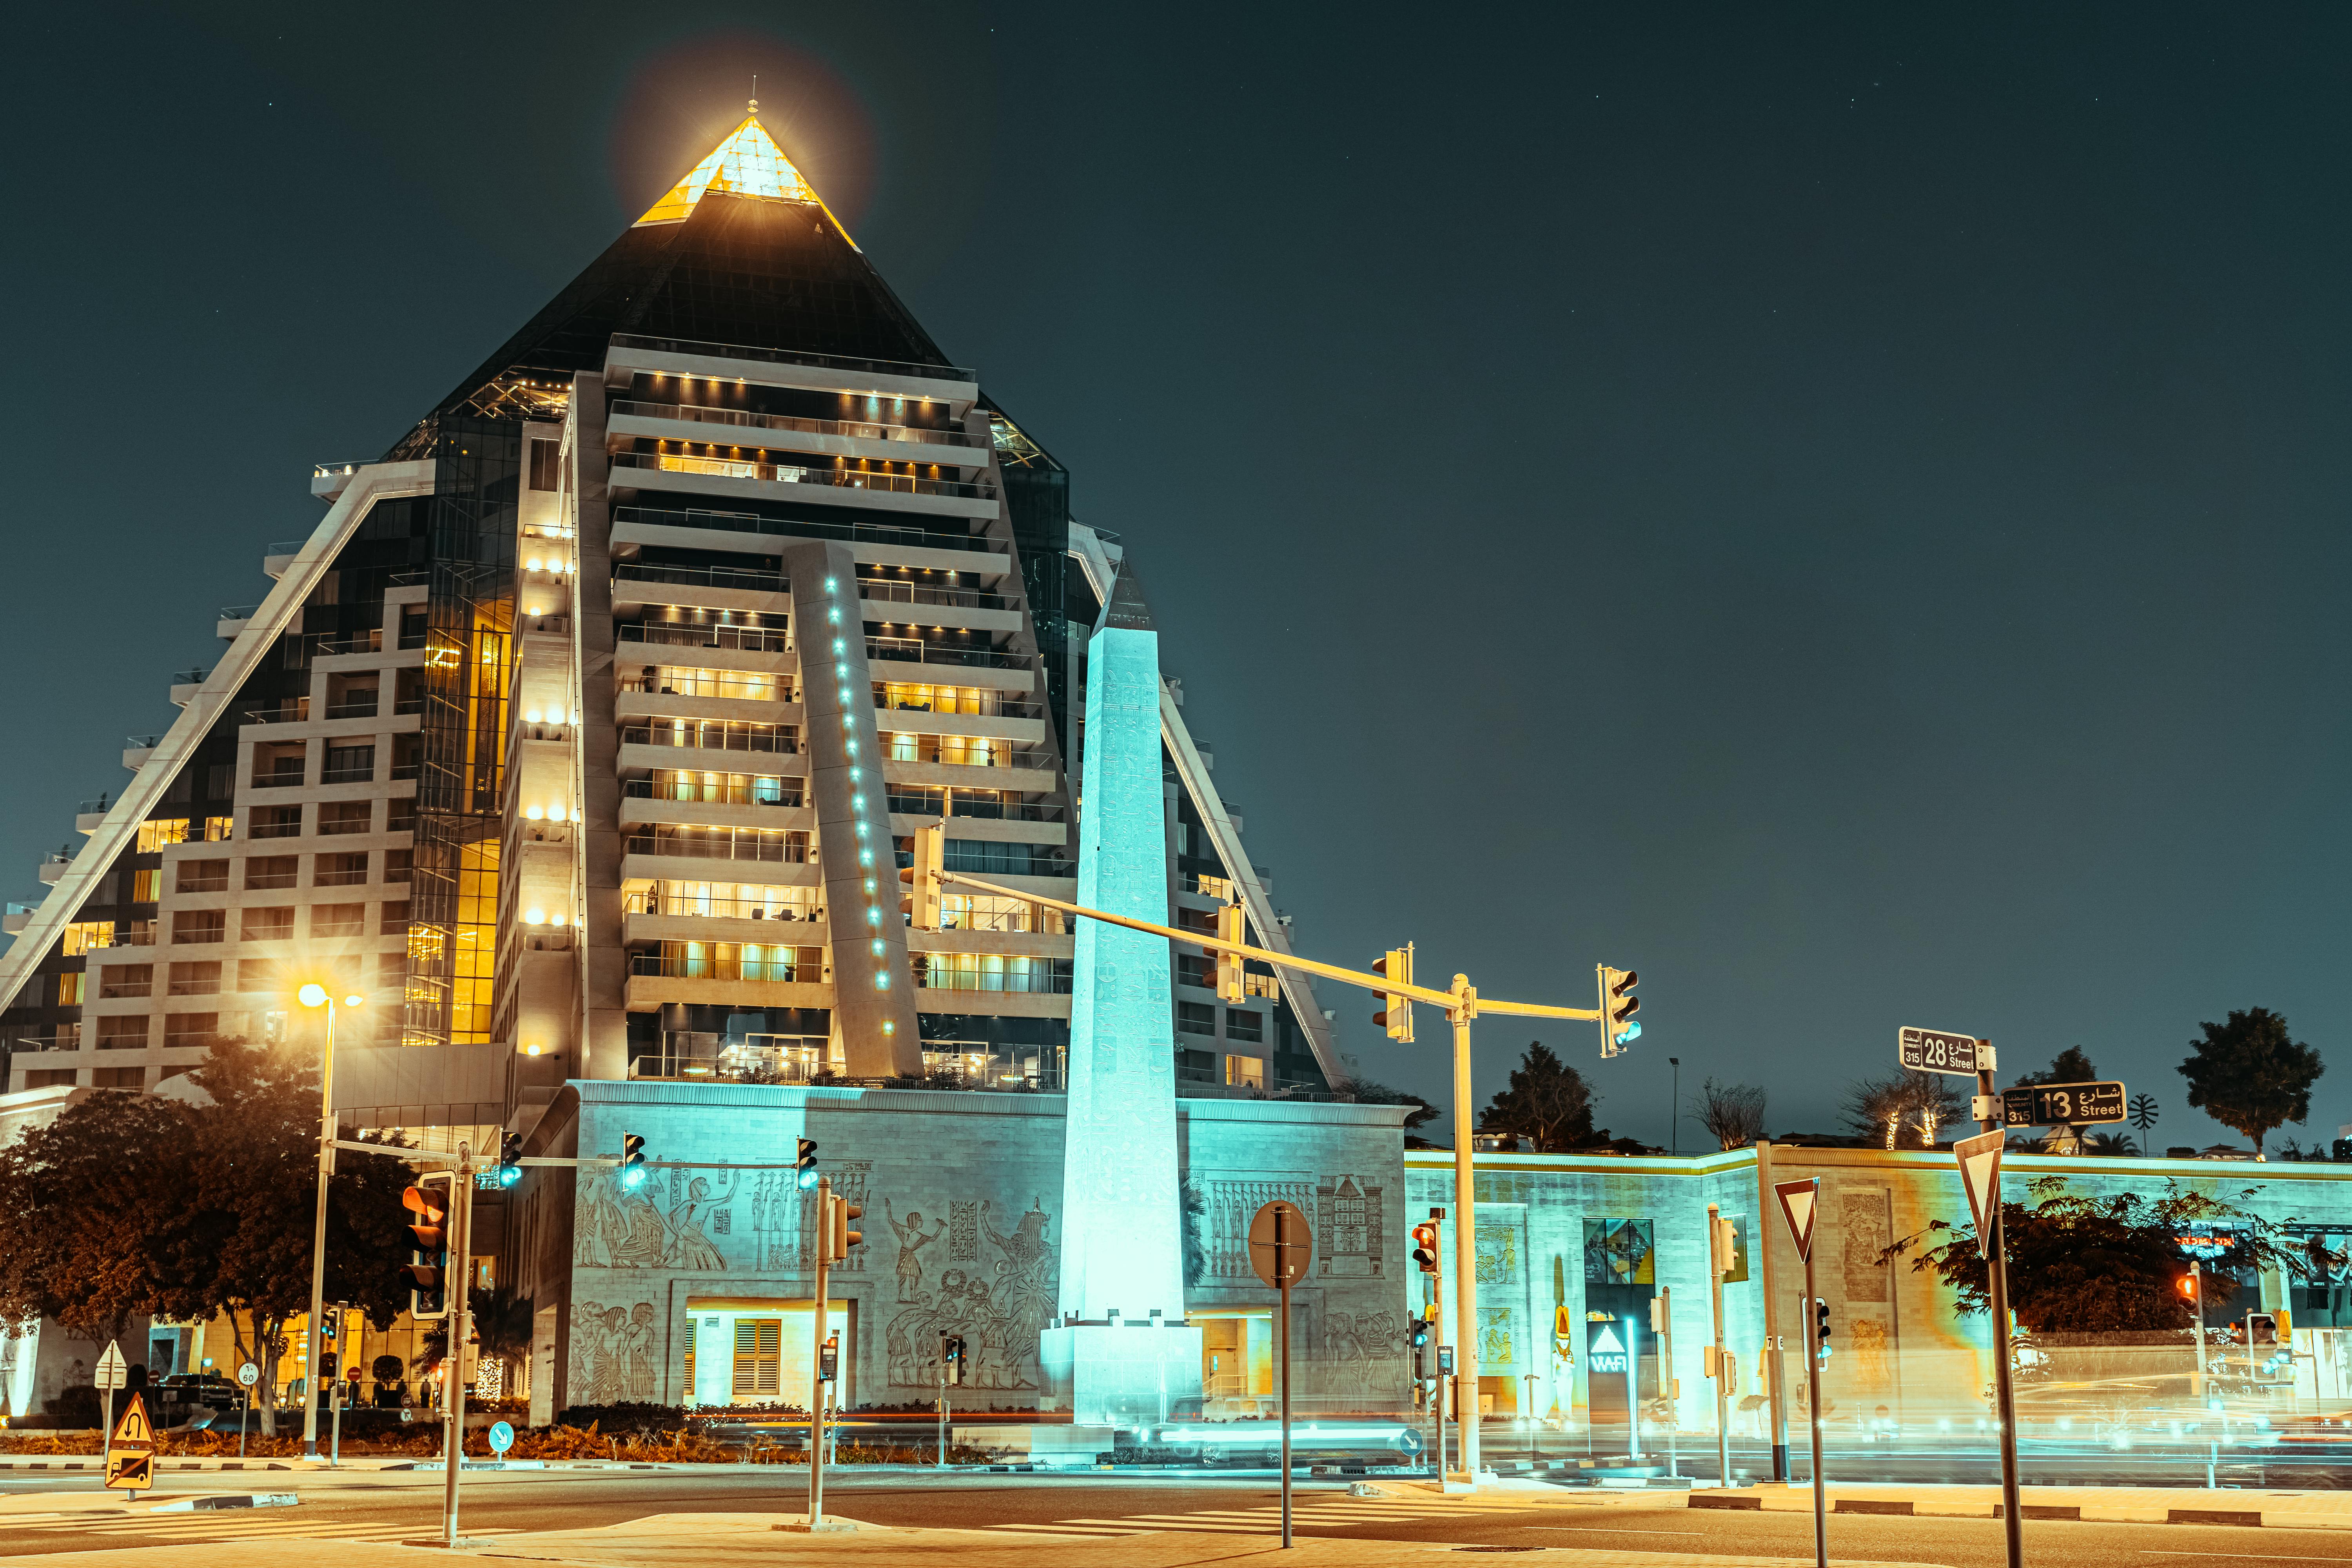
xmin=820 ymin=1331 xmax=840 ymax=1384
xmin=401 ymin=1174 xmax=453 ymax=1321
xmin=900 ymin=820 xmax=945 ymax=929
xmin=496 ymin=1131 xmax=524 ymax=1189
xmin=620 ymin=1133 xmax=647 ymax=1190
xmin=320 ymin=1308 xmax=339 ymax=1345
xmin=942 ymin=1333 xmax=967 ymax=1386
xmin=1410 ymin=1221 xmax=1441 ymax=1275
xmin=1814 ymin=1297 xmax=1832 ymax=1359
xmin=2248 ymin=1312 xmax=2279 ymax=1349
xmin=1216 ymin=902 xmax=1245 ymax=1002
xmin=1711 ymin=1216 xmax=1739 ymax=1278
xmin=795 ymin=1137 xmax=820 ymax=1191
xmin=2177 ymin=1274 xmax=2199 ymax=1301
xmin=829 ymin=1194 xmax=864 ymax=1261
xmin=1373 ymin=944 xmax=1414 ymax=1043
xmin=1598 ymin=966 xmax=1640 ymax=1053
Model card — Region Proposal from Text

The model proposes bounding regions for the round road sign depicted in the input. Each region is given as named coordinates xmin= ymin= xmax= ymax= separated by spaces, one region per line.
xmin=488 ymin=1420 xmax=515 ymax=1454
xmin=236 ymin=1362 xmax=260 ymax=1388
xmin=1247 ymin=1200 xmax=1314 ymax=1289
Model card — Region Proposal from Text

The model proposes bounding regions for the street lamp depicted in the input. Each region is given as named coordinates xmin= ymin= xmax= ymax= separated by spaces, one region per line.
xmin=298 ymin=982 xmax=363 ymax=1460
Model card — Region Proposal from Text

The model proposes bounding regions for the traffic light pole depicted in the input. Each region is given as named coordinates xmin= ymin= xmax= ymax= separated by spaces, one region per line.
xmin=442 ymin=1146 xmax=474 ymax=1551
xmin=810 ymin=1176 xmax=831 ymax=1530
xmin=1802 ymin=1240 xmax=1825 ymax=1568
xmin=1708 ymin=1203 xmax=1731 ymax=1485
xmin=300 ymin=995 xmax=344 ymax=1459
xmin=933 ymin=871 xmax=1608 ymax=1488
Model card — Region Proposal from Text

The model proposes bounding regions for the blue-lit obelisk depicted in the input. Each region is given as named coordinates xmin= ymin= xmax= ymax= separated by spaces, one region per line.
xmin=1039 ymin=561 xmax=1203 ymax=1426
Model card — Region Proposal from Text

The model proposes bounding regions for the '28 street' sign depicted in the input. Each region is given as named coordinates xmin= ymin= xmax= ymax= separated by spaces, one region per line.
xmin=1898 ymin=1027 xmax=1983 ymax=1077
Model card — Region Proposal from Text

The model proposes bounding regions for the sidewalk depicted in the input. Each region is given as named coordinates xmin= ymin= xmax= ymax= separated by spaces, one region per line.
xmin=1688 ymin=1481 xmax=2352 ymax=1530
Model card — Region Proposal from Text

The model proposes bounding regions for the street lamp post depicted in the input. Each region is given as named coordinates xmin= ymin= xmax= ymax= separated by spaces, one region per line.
xmin=298 ymin=982 xmax=362 ymax=1460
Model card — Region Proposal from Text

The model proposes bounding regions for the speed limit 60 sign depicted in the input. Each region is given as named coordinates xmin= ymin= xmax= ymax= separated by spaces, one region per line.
xmin=2003 ymin=1081 xmax=2126 ymax=1127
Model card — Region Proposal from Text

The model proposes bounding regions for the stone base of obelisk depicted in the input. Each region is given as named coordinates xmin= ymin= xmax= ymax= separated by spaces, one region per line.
xmin=1039 ymin=1325 xmax=1205 ymax=1427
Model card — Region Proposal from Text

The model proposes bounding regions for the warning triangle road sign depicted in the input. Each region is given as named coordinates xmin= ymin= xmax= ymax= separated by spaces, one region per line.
xmin=1590 ymin=1325 xmax=1625 ymax=1355
xmin=1954 ymin=1129 xmax=2005 ymax=1241
xmin=1774 ymin=1178 xmax=1819 ymax=1262
xmin=109 ymin=1392 xmax=153 ymax=1449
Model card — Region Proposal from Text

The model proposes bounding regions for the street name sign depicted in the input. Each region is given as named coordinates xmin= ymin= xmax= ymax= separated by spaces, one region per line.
xmin=2002 ymin=1081 xmax=2126 ymax=1128
xmin=1899 ymin=1027 xmax=1983 ymax=1076
xmin=105 ymin=1448 xmax=153 ymax=1491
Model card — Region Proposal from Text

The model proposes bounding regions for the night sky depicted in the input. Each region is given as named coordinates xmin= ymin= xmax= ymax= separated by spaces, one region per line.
xmin=5 ymin=6 xmax=2346 ymax=1152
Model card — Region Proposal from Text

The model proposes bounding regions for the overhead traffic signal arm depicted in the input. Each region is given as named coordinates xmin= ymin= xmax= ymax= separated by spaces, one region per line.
xmin=934 ymin=869 xmax=1603 ymax=1024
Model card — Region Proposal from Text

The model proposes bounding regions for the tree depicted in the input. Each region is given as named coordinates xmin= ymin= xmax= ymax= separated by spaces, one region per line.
xmin=1482 ymin=1042 xmax=1595 ymax=1152
xmin=2179 ymin=1007 xmax=2325 ymax=1158
xmin=1886 ymin=1177 xmax=2305 ymax=1332
xmin=1695 ymin=1078 xmax=1768 ymax=1151
xmin=1344 ymin=1078 xmax=1441 ymax=1146
xmin=0 ymin=1091 xmax=201 ymax=1345
xmin=167 ymin=1040 xmax=416 ymax=1432
xmin=2080 ymin=1131 xmax=2139 ymax=1156
xmin=416 ymin=1282 xmax=535 ymax=1391
xmin=1842 ymin=1069 xmax=1967 ymax=1149
xmin=2016 ymin=1047 xmax=2099 ymax=1086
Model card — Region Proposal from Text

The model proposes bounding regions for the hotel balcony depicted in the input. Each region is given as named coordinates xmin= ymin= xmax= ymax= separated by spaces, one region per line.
xmin=38 ymin=853 xmax=72 ymax=884
xmin=617 ymin=720 xmax=802 ymax=775
xmin=218 ymin=603 xmax=259 ymax=639
xmin=311 ymin=461 xmax=363 ymax=502
xmin=264 ymin=538 xmax=305 ymax=578
xmin=623 ymin=951 xmax=830 ymax=1015
xmin=611 ymin=560 xmax=789 ymax=618
xmin=169 ymin=668 xmax=206 ymax=707
xmin=124 ymin=734 xmax=162 ymax=769
xmin=607 ymin=450 xmax=999 ymax=520
xmin=610 ymin=503 xmax=1009 ymax=579
xmin=608 ymin=399 xmax=989 ymax=473
xmin=604 ymin=333 xmax=979 ymax=412
xmin=615 ymin=621 xmax=793 ymax=666
xmin=75 ymin=797 xmax=112 ymax=834
xmin=3 ymin=902 xmax=35 ymax=936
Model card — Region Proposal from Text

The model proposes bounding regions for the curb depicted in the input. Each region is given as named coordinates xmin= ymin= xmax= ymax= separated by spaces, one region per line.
xmin=1688 ymin=1492 xmax=2352 ymax=1531
xmin=0 ymin=1460 xmax=295 ymax=1472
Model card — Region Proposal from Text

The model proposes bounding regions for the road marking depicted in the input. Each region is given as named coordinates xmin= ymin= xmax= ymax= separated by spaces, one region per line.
xmin=2138 ymin=1555 xmax=2352 ymax=1563
xmin=1525 ymin=1528 xmax=1711 ymax=1537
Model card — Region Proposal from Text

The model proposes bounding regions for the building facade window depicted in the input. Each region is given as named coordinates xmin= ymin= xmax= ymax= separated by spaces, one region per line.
xmin=241 ymin=907 xmax=294 ymax=942
xmin=100 ymin=964 xmax=152 ymax=999
xmin=1224 ymin=1009 xmax=1264 ymax=1044
xmin=732 ymin=1319 xmax=781 ymax=1396
xmin=319 ymin=802 xmax=374 ymax=835
xmin=312 ymin=904 xmax=367 ymax=937
xmin=172 ymin=911 xmax=224 ymax=945
xmin=1224 ymin=1053 xmax=1266 ymax=1089
xmin=96 ymin=1016 xmax=148 ymax=1049
xmin=62 ymin=921 xmax=114 ymax=956
xmin=247 ymin=857 xmax=298 ymax=890
xmin=249 ymin=806 xmax=302 ymax=839
xmin=168 ymin=961 xmax=221 ymax=996
xmin=178 ymin=859 xmax=229 ymax=893
xmin=164 ymin=1013 xmax=218 ymax=1048
xmin=1177 ymin=1002 xmax=1216 ymax=1036
xmin=136 ymin=819 xmax=191 ymax=851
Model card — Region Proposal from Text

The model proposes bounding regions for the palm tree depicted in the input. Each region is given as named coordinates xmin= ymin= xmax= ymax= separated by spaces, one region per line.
xmin=413 ymin=1283 xmax=535 ymax=1394
xmin=2082 ymin=1131 xmax=2139 ymax=1156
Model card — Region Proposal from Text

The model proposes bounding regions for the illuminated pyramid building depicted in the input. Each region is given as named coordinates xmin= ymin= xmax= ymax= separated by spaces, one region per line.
xmin=0 ymin=105 xmax=1344 ymax=1127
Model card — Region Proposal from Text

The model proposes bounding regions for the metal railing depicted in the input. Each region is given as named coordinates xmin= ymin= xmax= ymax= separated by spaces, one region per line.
xmin=623 ymin=778 xmax=805 ymax=808
xmin=243 ymin=702 xmax=310 ymax=725
xmin=611 ymin=400 xmax=983 ymax=449
xmin=623 ymin=828 xmax=813 ymax=865
xmin=858 ymin=578 xmax=1009 ymax=611
xmin=619 ymin=622 xmax=791 ymax=654
xmin=312 ymin=462 xmax=364 ymax=480
xmin=324 ymin=697 xmax=379 ymax=719
xmin=611 ymin=332 xmax=977 ymax=384
xmin=887 ymin=791 xmax=1064 ymax=823
xmin=265 ymin=538 xmax=308 ymax=556
xmin=911 ymin=959 xmax=1073 ymax=995
xmin=612 ymin=450 xmax=996 ymax=501
xmin=619 ymin=674 xmax=791 ymax=702
xmin=881 ymin=741 xmax=1055 ymax=771
xmin=613 ymin=503 xmax=989 ymax=554
xmin=625 ymin=890 xmax=822 ymax=922
xmin=614 ymin=561 xmax=789 ymax=595
xmin=620 ymin=721 xmax=799 ymax=755
xmin=313 ymin=631 xmax=384 ymax=656
xmin=220 ymin=604 xmax=261 ymax=622
xmin=877 ymin=691 xmax=1047 ymax=720
xmin=630 ymin=953 xmax=817 ymax=983
xmin=867 ymin=639 xmax=1032 ymax=671
xmin=127 ymin=734 xmax=163 ymax=749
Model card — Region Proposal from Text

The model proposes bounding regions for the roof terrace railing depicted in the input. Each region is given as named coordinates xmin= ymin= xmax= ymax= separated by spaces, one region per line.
xmin=610 ymin=332 xmax=977 ymax=385
xmin=611 ymin=400 xmax=982 ymax=449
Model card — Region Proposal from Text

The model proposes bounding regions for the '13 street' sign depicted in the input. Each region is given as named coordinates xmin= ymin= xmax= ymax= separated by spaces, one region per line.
xmin=2002 ymin=1081 xmax=2127 ymax=1128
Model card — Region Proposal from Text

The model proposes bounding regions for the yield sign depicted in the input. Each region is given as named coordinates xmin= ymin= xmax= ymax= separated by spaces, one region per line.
xmin=1774 ymin=1178 xmax=1819 ymax=1262
xmin=1954 ymin=1129 xmax=2005 ymax=1240
xmin=109 ymin=1392 xmax=154 ymax=1448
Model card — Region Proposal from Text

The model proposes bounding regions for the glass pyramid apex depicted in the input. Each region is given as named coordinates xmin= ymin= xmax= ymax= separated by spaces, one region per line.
xmin=637 ymin=109 xmax=820 ymax=226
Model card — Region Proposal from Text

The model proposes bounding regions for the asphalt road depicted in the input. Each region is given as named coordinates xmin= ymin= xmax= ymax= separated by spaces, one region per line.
xmin=5 ymin=1470 xmax=2352 ymax=1565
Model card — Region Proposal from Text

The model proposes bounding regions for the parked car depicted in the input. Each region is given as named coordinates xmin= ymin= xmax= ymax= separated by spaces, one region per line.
xmin=156 ymin=1373 xmax=240 ymax=1411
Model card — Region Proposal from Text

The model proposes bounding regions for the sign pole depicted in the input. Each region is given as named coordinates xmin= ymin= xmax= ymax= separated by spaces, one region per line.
xmin=1660 ymin=1287 xmax=1677 ymax=1479
xmin=1964 ymin=1042 xmax=2025 ymax=1568
xmin=1278 ymin=1203 xmax=1294 ymax=1550
xmin=1802 ymin=1228 xmax=1826 ymax=1568
xmin=1755 ymin=1141 xmax=1790 ymax=1481
xmin=1448 ymin=986 xmax=1480 ymax=1481
xmin=1772 ymin=1177 xmax=1825 ymax=1568
xmin=938 ymin=1334 xmax=948 ymax=1470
